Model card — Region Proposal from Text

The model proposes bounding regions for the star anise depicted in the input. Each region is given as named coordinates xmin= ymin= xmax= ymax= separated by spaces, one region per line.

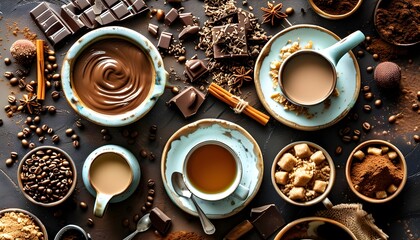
xmin=261 ymin=2 xmax=288 ymax=26
xmin=19 ymin=93 xmax=40 ymax=114
xmin=232 ymin=66 xmax=253 ymax=88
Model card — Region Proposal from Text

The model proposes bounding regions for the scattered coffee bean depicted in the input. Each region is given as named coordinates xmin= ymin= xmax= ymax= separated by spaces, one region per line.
xmin=149 ymin=153 xmax=156 ymax=161
xmin=100 ymin=128 xmax=108 ymax=135
xmin=147 ymin=196 xmax=154 ymax=202
xmin=5 ymin=158 xmax=14 ymax=167
xmin=150 ymin=125 xmax=158 ymax=134
xmin=17 ymin=131 xmax=25 ymax=139
xmin=148 ymin=189 xmax=155 ymax=196
xmin=51 ymin=91 xmax=60 ymax=100
xmin=364 ymin=92 xmax=373 ymax=100
xmin=33 ymin=116 xmax=41 ymax=124
xmin=352 ymin=135 xmax=360 ymax=142
xmin=285 ymin=7 xmax=294 ymax=15
xmin=73 ymin=140 xmax=80 ymax=149
xmin=366 ymin=66 xmax=373 ymax=73
xmin=65 ymin=128 xmax=74 ymax=136
xmin=48 ymin=106 xmax=56 ymax=114
xmin=147 ymin=179 xmax=155 ymax=188
xmin=156 ymin=9 xmax=165 ymax=21
xmin=76 ymin=119 xmax=84 ymax=129
xmin=148 ymin=134 xmax=156 ymax=141
xmin=357 ymin=50 xmax=364 ymax=57
xmin=363 ymin=104 xmax=372 ymax=113
xmin=47 ymin=55 xmax=56 ymax=62
xmin=4 ymin=71 xmax=14 ymax=79
xmin=133 ymin=214 xmax=140 ymax=222
xmin=8 ymin=95 xmax=16 ymax=105
xmin=171 ymin=86 xmax=179 ymax=94
xmin=417 ymin=91 xmax=420 ymax=100
xmin=41 ymin=124 xmax=48 ymax=132
xmin=21 ymin=139 xmax=29 ymax=148
xmin=145 ymin=201 xmax=153 ymax=208
xmin=414 ymin=134 xmax=420 ymax=143
xmin=362 ymin=85 xmax=370 ymax=92
xmin=29 ymin=125 xmax=37 ymax=131
xmin=47 ymin=127 xmax=54 ymax=135
xmin=412 ymin=103 xmax=419 ymax=111
xmin=374 ymin=99 xmax=382 ymax=107
xmin=11 ymin=152 xmax=18 ymax=160
xmin=177 ymin=56 xmax=186 ymax=63
xmin=52 ymin=134 xmax=60 ymax=143
xmin=122 ymin=219 xmax=129 ymax=227
xmin=38 ymin=136 xmax=45 ymax=142
xmin=103 ymin=134 xmax=112 ymax=141
xmin=372 ymin=53 xmax=379 ymax=60
xmin=140 ymin=149 xmax=148 ymax=158
xmin=71 ymin=134 xmax=79 ymax=141
xmin=362 ymin=122 xmax=371 ymax=131
xmin=388 ymin=115 xmax=397 ymax=124
xmin=4 ymin=58 xmax=12 ymax=65
xmin=10 ymin=77 xmax=19 ymax=86
xmin=342 ymin=135 xmax=352 ymax=143
xmin=335 ymin=146 xmax=343 ymax=155
xmin=29 ymin=142 xmax=36 ymax=149
xmin=87 ymin=218 xmax=94 ymax=227
xmin=52 ymin=73 xmax=60 ymax=80
xmin=80 ymin=201 xmax=88 ymax=210
xmin=141 ymin=206 xmax=147 ymax=212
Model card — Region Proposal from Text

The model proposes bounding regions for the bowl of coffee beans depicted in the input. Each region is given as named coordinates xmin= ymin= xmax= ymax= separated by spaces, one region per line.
xmin=308 ymin=0 xmax=363 ymax=20
xmin=345 ymin=140 xmax=407 ymax=203
xmin=17 ymin=146 xmax=77 ymax=207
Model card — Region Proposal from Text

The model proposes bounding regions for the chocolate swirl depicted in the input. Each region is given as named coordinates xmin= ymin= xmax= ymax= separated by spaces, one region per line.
xmin=72 ymin=38 xmax=154 ymax=115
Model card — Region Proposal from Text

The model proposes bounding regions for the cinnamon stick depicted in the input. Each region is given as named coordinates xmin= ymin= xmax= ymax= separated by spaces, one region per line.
xmin=208 ymin=83 xmax=270 ymax=126
xmin=36 ymin=39 xmax=45 ymax=101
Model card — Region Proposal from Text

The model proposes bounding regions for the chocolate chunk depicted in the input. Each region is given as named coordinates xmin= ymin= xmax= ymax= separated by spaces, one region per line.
xmin=212 ymin=24 xmax=248 ymax=59
xmin=184 ymin=59 xmax=208 ymax=82
xmin=96 ymin=10 xmax=117 ymax=25
xmin=167 ymin=86 xmax=206 ymax=118
xmin=158 ymin=31 xmax=173 ymax=49
xmin=164 ymin=8 xmax=179 ymax=26
xmin=72 ymin=0 xmax=92 ymax=10
xmin=250 ymin=204 xmax=285 ymax=239
xmin=150 ymin=207 xmax=172 ymax=235
xmin=103 ymin=0 xmax=119 ymax=8
xmin=111 ymin=2 xmax=131 ymax=20
xmin=179 ymin=12 xmax=194 ymax=26
xmin=60 ymin=3 xmax=85 ymax=32
xmin=129 ymin=0 xmax=148 ymax=13
xmin=148 ymin=23 xmax=159 ymax=37
xmin=179 ymin=25 xmax=200 ymax=40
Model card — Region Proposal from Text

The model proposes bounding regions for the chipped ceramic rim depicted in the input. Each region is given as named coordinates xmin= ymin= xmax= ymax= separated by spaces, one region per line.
xmin=0 ymin=208 xmax=49 ymax=240
xmin=61 ymin=26 xmax=167 ymax=127
xmin=17 ymin=146 xmax=77 ymax=207
xmin=274 ymin=217 xmax=357 ymax=240
xmin=345 ymin=140 xmax=407 ymax=203
xmin=271 ymin=141 xmax=336 ymax=207
xmin=308 ymin=0 xmax=363 ymax=20
xmin=373 ymin=0 xmax=420 ymax=46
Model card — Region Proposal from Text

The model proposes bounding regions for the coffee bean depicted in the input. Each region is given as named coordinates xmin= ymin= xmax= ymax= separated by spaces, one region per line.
xmin=17 ymin=132 xmax=25 ymax=139
xmin=133 ymin=214 xmax=140 ymax=222
xmin=80 ymin=201 xmax=88 ymax=210
xmin=52 ymin=135 xmax=60 ymax=143
xmin=171 ymin=86 xmax=179 ymax=94
xmin=122 ymin=219 xmax=129 ymax=227
xmin=374 ymin=99 xmax=382 ymax=108
xmin=150 ymin=125 xmax=158 ymax=134
xmin=52 ymin=63 xmax=58 ymax=70
xmin=363 ymin=104 xmax=372 ymax=113
xmin=52 ymin=73 xmax=60 ymax=80
xmin=352 ymin=135 xmax=360 ymax=142
xmin=65 ymin=128 xmax=74 ymax=136
xmin=148 ymin=134 xmax=156 ymax=141
xmin=141 ymin=206 xmax=147 ymax=212
xmin=10 ymin=152 xmax=18 ymax=160
xmin=47 ymin=55 xmax=56 ymax=62
xmin=366 ymin=66 xmax=373 ymax=73
xmin=51 ymin=91 xmax=60 ymax=101
xmin=147 ymin=196 xmax=154 ymax=202
xmin=29 ymin=142 xmax=36 ymax=149
xmin=22 ymin=139 xmax=29 ymax=148
xmin=53 ymin=81 xmax=62 ymax=90
xmin=8 ymin=95 xmax=16 ymax=105
xmin=362 ymin=122 xmax=371 ymax=131
xmin=47 ymin=128 xmax=54 ymax=135
xmin=4 ymin=71 xmax=14 ymax=79
xmin=48 ymin=106 xmax=56 ymax=114
xmin=39 ymin=136 xmax=45 ymax=143
xmin=412 ymin=103 xmax=419 ymax=111
xmin=285 ymin=7 xmax=294 ymax=15
xmin=149 ymin=153 xmax=156 ymax=161
xmin=177 ymin=56 xmax=186 ymax=63
xmin=41 ymin=124 xmax=48 ymax=131
xmin=372 ymin=53 xmax=379 ymax=60
xmin=87 ymin=218 xmax=94 ymax=227
xmin=414 ymin=135 xmax=420 ymax=143
xmin=4 ymin=58 xmax=11 ymax=65
xmin=148 ymin=189 xmax=155 ymax=196
xmin=140 ymin=149 xmax=148 ymax=158
xmin=33 ymin=116 xmax=41 ymax=124
xmin=342 ymin=135 xmax=352 ymax=143
xmin=76 ymin=119 xmax=84 ymax=129
xmin=71 ymin=134 xmax=79 ymax=141
xmin=147 ymin=179 xmax=155 ymax=188
xmin=26 ymin=84 xmax=34 ymax=93
xmin=100 ymin=128 xmax=108 ymax=135
xmin=10 ymin=77 xmax=18 ymax=86
xmin=73 ymin=140 xmax=80 ymax=149
xmin=156 ymin=9 xmax=165 ymax=21
xmin=103 ymin=134 xmax=112 ymax=141
xmin=29 ymin=125 xmax=37 ymax=131
xmin=339 ymin=126 xmax=351 ymax=136
xmin=5 ymin=158 xmax=14 ymax=167
xmin=362 ymin=85 xmax=370 ymax=92
xmin=145 ymin=201 xmax=153 ymax=208
xmin=335 ymin=146 xmax=343 ymax=155
xmin=353 ymin=129 xmax=361 ymax=136
xmin=357 ymin=50 xmax=364 ymax=57
xmin=417 ymin=91 xmax=420 ymax=100
xmin=388 ymin=115 xmax=397 ymax=123
xmin=364 ymin=92 xmax=373 ymax=100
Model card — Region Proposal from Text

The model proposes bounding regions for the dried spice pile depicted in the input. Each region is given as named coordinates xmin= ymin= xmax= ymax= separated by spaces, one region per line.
xmin=197 ymin=0 xmax=270 ymax=94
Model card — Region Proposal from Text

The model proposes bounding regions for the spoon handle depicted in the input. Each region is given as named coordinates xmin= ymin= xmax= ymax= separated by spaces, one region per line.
xmin=191 ymin=196 xmax=216 ymax=235
xmin=122 ymin=230 xmax=139 ymax=240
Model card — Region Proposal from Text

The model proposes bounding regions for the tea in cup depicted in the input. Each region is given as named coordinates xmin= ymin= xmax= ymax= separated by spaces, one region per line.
xmin=279 ymin=30 xmax=365 ymax=106
xmin=84 ymin=145 xmax=140 ymax=217
xmin=183 ymin=141 xmax=249 ymax=201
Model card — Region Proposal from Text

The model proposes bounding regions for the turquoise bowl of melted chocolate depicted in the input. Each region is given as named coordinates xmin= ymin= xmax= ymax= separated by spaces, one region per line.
xmin=62 ymin=26 xmax=167 ymax=127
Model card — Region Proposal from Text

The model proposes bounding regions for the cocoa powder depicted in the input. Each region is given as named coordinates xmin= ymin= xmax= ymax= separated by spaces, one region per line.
xmin=351 ymin=154 xmax=403 ymax=198
xmin=312 ymin=0 xmax=359 ymax=15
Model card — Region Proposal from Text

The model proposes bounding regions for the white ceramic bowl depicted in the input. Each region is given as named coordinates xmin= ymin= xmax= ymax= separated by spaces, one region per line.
xmin=61 ymin=26 xmax=167 ymax=127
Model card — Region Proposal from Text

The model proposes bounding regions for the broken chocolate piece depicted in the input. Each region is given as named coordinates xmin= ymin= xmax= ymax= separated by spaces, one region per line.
xmin=184 ymin=59 xmax=208 ymax=82
xmin=212 ymin=24 xmax=248 ymax=59
xmin=179 ymin=25 xmax=200 ymax=40
xmin=250 ymin=204 xmax=285 ymax=239
xmin=164 ymin=8 xmax=179 ymax=26
xmin=167 ymin=86 xmax=206 ymax=118
xmin=148 ymin=23 xmax=159 ymax=37
xmin=158 ymin=31 xmax=173 ymax=49
xmin=179 ymin=12 xmax=194 ymax=26
xmin=150 ymin=207 xmax=172 ymax=235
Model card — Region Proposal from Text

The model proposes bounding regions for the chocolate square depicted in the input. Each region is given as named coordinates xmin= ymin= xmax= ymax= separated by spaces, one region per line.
xmin=179 ymin=12 xmax=194 ymax=26
xmin=179 ymin=25 xmax=200 ymax=40
xmin=250 ymin=204 xmax=285 ymax=239
xmin=96 ymin=10 xmax=117 ymax=25
xmin=103 ymin=0 xmax=119 ymax=8
xmin=112 ymin=2 xmax=130 ymax=20
xmin=167 ymin=86 xmax=206 ymax=118
xmin=148 ymin=23 xmax=159 ymax=37
xmin=158 ymin=32 xmax=173 ymax=49
xmin=164 ymin=8 xmax=179 ymax=26
xmin=184 ymin=59 xmax=208 ymax=82
xmin=72 ymin=0 xmax=92 ymax=10
xmin=150 ymin=207 xmax=172 ymax=235
xmin=80 ymin=6 xmax=97 ymax=28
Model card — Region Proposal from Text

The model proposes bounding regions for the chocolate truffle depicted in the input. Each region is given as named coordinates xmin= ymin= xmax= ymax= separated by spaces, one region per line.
xmin=374 ymin=61 xmax=401 ymax=89
xmin=10 ymin=39 xmax=36 ymax=67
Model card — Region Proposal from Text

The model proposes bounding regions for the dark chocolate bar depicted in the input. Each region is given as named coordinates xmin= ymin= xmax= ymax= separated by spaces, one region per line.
xmin=164 ymin=8 xmax=179 ymax=26
xmin=184 ymin=59 xmax=208 ymax=82
xmin=250 ymin=204 xmax=285 ymax=239
xmin=30 ymin=0 xmax=148 ymax=46
xmin=167 ymin=86 xmax=206 ymax=118
xmin=150 ymin=207 xmax=172 ymax=235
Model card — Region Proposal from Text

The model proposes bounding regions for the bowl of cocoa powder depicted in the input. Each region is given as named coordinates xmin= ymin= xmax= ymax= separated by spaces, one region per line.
xmin=308 ymin=0 xmax=363 ymax=20
xmin=345 ymin=140 xmax=407 ymax=203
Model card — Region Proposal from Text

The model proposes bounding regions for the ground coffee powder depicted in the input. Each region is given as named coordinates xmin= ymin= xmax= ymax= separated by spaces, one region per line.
xmin=351 ymin=154 xmax=403 ymax=198
xmin=312 ymin=0 xmax=359 ymax=15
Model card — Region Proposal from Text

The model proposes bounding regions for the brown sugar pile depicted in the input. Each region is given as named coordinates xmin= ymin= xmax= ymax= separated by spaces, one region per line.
xmin=0 ymin=211 xmax=45 ymax=240
xmin=163 ymin=231 xmax=205 ymax=240
xmin=351 ymin=154 xmax=403 ymax=198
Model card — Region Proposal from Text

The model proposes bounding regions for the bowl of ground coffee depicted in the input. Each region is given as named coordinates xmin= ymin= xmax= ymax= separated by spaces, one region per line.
xmin=17 ymin=146 xmax=77 ymax=207
xmin=0 ymin=208 xmax=48 ymax=239
xmin=345 ymin=140 xmax=407 ymax=203
xmin=61 ymin=26 xmax=167 ymax=127
xmin=308 ymin=0 xmax=363 ymax=20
